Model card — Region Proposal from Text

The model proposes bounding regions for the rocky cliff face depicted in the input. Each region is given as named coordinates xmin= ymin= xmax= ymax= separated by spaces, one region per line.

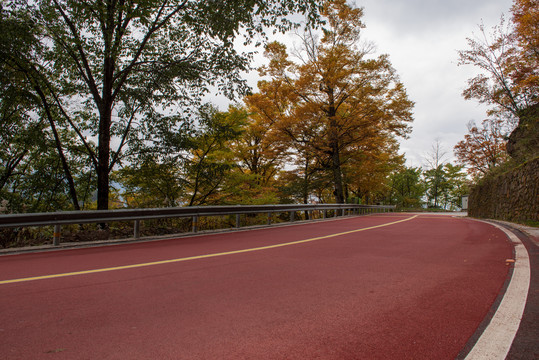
xmin=469 ymin=157 xmax=539 ymax=222
xmin=507 ymin=103 xmax=539 ymax=161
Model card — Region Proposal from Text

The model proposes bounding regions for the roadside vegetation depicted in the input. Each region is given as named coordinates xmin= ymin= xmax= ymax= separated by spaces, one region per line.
xmin=1 ymin=0 xmax=535 ymax=246
xmin=456 ymin=0 xmax=538 ymax=183
xmin=455 ymin=0 xmax=538 ymax=226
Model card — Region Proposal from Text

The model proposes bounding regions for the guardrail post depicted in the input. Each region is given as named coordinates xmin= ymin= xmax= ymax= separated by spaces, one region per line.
xmin=192 ymin=215 xmax=198 ymax=233
xmin=53 ymin=224 xmax=61 ymax=246
xmin=2 ymin=204 xmax=397 ymax=243
xmin=134 ymin=220 xmax=140 ymax=238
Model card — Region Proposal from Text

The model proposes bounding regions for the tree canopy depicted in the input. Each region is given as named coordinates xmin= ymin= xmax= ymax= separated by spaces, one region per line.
xmin=6 ymin=0 xmax=500 ymax=217
xmin=454 ymin=118 xmax=509 ymax=178
xmin=1 ymin=0 xmax=322 ymax=211
xmin=246 ymin=0 xmax=413 ymax=203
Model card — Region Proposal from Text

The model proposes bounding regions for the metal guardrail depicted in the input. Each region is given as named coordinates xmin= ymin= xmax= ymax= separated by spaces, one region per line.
xmin=0 ymin=204 xmax=395 ymax=246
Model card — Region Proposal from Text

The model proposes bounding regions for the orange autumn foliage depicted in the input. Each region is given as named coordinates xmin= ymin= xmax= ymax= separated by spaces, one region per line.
xmin=246 ymin=0 xmax=413 ymax=203
xmin=454 ymin=118 xmax=509 ymax=178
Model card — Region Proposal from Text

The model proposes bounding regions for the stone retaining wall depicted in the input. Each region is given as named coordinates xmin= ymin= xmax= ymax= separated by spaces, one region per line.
xmin=469 ymin=157 xmax=539 ymax=222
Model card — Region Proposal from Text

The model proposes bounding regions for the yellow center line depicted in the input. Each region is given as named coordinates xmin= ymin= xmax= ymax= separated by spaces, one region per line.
xmin=1 ymin=215 xmax=417 ymax=285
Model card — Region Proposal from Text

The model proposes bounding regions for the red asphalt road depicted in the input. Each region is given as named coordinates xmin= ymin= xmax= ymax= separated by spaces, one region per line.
xmin=0 ymin=214 xmax=513 ymax=359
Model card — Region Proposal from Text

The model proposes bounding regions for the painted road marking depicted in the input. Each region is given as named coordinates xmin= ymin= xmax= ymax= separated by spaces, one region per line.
xmin=0 ymin=215 xmax=418 ymax=285
xmin=464 ymin=221 xmax=531 ymax=360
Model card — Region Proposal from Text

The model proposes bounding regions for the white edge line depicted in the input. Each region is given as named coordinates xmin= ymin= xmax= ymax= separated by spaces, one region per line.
xmin=464 ymin=221 xmax=531 ymax=360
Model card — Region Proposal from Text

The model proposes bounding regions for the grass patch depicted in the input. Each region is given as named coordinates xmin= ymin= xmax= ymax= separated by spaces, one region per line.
xmin=520 ymin=220 xmax=539 ymax=228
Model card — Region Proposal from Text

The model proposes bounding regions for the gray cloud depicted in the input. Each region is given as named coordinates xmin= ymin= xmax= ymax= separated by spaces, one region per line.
xmin=357 ymin=0 xmax=513 ymax=166
xmin=359 ymin=0 xmax=509 ymax=33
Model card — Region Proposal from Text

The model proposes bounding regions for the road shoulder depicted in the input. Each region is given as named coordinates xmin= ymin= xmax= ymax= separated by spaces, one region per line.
xmin=499 ymin=222 xmax=539 ymax=360
xmin=459 ymin=219 xmax=537 ymax=360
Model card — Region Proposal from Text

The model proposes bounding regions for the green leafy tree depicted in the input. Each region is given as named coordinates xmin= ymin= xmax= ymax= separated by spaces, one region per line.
xmin=423 ymin=161 xmax=469 ymax=211
xmin=439 ymin=163 xmax=469 ymax=211
xmin=8 ymin=0 xmax=321 ymax=211
xmin=0 ymin=78 xmax=41 ymax=195
xmin=183 ymin=105 xmax=245 ymax=206
xmin=0 ymin=4 xmax=83 ymax=211
xmin=423 ymin=140 xmax=448 ymax=208
xmin=117 ymin=104 xmax=245 ymax=206
xmin=1 ymin=127 xmax=94 ymax=213
xmin=388 ymin=166 xmax=424 ymax=208
xmin=114 ymin=160 xmax=185 ymax=208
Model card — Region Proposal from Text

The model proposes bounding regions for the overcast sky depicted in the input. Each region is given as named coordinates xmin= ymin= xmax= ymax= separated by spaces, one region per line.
xmin=215 ymin=0 xmax=515 ymax=168
xmin=357 ymin=0 xmax=514 ymax=167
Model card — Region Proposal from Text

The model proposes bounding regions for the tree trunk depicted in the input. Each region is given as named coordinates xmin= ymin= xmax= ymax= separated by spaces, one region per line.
xmin=303 ymin=156 xmax=309 ymax=219
xmin=97 ymin=108 xmax=111 ymax=211
xmin=331 ymin=146 xmax=345 ymax=203
xmin=35 ymin=86 xmax=81 ymax=210
xmin=327 ymin=99 xmax=344 ymax=204
xmin=97 ymin=51 xmax=115 ymax=211
xmin=0 ymin=151 xmax=28 ymax=192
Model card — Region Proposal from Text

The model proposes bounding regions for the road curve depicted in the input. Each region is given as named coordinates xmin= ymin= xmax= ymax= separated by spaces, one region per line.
xmin=0 ymin=214 xmax=515 ymax=359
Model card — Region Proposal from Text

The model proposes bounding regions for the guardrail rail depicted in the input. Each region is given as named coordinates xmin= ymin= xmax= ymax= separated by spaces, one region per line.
xmin=0 ymin=204 xmax=395 ymax=246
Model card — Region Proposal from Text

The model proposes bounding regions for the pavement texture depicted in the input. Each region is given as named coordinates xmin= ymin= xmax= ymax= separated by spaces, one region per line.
xmin=0 ymin=214 xmax=530 ymax=359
